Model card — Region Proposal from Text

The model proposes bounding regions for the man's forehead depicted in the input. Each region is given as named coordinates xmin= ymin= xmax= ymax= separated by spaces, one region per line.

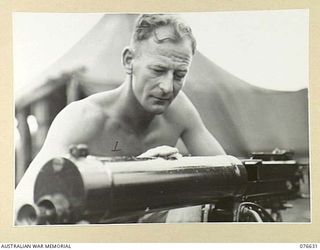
xmin=151 ymin=45 xmax=192 ymax=64
xmin=138 ymin=32 xmax=193 ymax=63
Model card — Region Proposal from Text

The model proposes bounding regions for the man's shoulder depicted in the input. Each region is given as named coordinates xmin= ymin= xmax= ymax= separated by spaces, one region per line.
xmin=54 ymin=97 xmax=108 ymax=130
xmin=63 ymin=98 xmax=106 ymax=121
xmin=44 ymin=97 xmax=109 ymax=145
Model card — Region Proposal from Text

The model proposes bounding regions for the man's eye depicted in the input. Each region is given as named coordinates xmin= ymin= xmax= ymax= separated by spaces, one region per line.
xmin=152 ymin=68 xmax=165 ymax=74
xmin=174 ymin=72 xmax=186 ymax=80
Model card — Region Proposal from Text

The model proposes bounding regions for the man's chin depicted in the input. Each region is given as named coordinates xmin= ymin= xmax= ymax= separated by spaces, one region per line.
xmin=150 ymin=107 xmax=167 ymax=114
xmin=142 ymin=98 xmax=171 ymax=114
xmin=146 ymin=104 xmax=169 ymax=114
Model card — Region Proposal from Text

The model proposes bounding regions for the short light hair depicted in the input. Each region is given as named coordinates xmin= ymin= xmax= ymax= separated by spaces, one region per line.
xmin=131 ymin=14 xmax=197 ymax=55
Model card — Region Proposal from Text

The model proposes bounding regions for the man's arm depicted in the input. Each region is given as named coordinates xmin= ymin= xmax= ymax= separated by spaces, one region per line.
xmin=15 ymin=100 xmax=105 ymax=211
xmin=165 ymin=92 xmax=226 ymax=223
xmin=178 ymin=92 xmax=226 ymax=156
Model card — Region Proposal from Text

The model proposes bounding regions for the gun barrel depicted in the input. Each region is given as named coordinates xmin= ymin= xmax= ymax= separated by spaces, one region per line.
xmin=20 ymin=155 xmax=247 ymax=224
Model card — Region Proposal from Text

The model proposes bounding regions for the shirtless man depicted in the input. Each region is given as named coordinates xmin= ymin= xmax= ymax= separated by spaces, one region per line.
xmin=15 ymin=14 xmax=225 ymax=222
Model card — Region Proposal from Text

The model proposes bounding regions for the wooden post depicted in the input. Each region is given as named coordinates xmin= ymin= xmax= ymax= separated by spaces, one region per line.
xmin=32 ymin=99 xmax=51 ymax=156
xmin=15 ymin=108 xmax=32 ymax=185
xmin=67 ymin=75 xmax=80 ymax=104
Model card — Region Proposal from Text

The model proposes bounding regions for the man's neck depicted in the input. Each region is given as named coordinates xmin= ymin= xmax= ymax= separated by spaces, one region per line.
xmin=115 ymin=76 xmax=155 ymax=133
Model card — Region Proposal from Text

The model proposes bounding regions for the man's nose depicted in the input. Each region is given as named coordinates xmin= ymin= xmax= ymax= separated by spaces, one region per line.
xmin=159 ymin=72 xmax=174 ymax=95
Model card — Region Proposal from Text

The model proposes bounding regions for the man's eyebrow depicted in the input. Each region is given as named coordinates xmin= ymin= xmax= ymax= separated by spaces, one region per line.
xmin=149 ymin=64 xmax=167 ymax=69
xmin=150 ymin=65 xmax=189 ymax=72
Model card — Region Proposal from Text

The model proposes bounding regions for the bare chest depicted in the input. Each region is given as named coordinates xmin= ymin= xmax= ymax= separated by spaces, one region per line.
xmin=87 ymin=117 xmax=182 ymax=157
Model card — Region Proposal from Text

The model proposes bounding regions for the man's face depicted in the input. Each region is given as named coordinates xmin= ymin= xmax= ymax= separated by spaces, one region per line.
xmin=131 ymin=29 xmax=193 ymax=114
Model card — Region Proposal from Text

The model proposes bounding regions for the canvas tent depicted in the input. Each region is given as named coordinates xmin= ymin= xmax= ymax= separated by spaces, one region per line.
xmin=15 ymin=14 xmax=309 ymax=172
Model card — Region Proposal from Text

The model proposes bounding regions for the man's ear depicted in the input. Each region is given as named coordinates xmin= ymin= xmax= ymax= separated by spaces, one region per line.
xmin=122 ymin=47 xmax=134 ymax=75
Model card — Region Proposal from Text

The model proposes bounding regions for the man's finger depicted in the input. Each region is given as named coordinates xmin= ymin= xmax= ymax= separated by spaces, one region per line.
xmin=137 ymin=146 xmax=179 ymax=158
xmin=166 ymin=152 xmax=182 ymax=159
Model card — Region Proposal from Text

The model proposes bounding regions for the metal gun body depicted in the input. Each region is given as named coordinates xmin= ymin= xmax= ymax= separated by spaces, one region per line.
xmin=16 ymin=148 xmax=304 ymax=224
xmin=19 ymin=155 xmax=247 ymax=224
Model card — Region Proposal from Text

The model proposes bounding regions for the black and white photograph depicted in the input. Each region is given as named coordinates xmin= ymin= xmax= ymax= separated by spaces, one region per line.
xmin=13 ymin=11 xmax=310 ymax=225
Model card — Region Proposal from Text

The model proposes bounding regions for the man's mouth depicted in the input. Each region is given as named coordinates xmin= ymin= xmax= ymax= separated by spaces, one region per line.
xmin=152 ymin=96 xmax=171 ymax=101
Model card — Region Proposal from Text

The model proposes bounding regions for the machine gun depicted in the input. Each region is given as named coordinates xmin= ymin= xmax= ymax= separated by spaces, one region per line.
xmin=15 ymin=145 xmax=304 ymax=224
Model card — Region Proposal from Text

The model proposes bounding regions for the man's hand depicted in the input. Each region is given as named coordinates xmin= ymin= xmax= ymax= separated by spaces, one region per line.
xmin=137 ymin=145 xmax=182 ymax=159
